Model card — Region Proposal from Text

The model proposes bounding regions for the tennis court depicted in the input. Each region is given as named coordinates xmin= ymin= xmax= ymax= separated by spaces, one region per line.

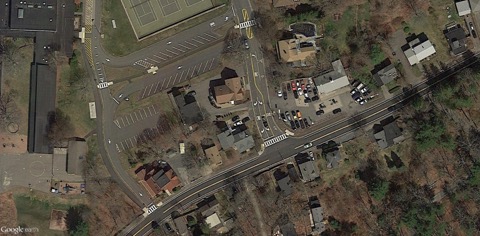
xmin=121 ymin=0 xmax=214 ymax=39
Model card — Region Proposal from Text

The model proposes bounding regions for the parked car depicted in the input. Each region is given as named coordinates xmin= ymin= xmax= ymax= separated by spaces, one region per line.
xmin=277 ymin=90 xmax=283 ymax=97
xmin=285 ymin=111 xmax=292 ymax=121
xmin=262 ymin=118 xmax=270 ymax=130
xmin=304 ymin=92 xmax=309 ymax=98
xmin=303 ymin=118 xmax=309 ymax=127
xmin=313 ymin=87 xmax=318 ymax=95
xmin=287 ymin=83 xmax=291 ymax=91
xmin=316 ymin=110 xmax=324 ymax=115
xmin=294 ymin=120 xmax=300 ymax=128
xmin=300 ymin=119 xmax=305 ymax=129
xmin=186 ymin=90 xmax=196 ymax=96
xmin=359 ymin=99 xmax=367 ymax=105
xmin=293 ymin=90 xmax=299 ymax=99
xmin=164 ymin=223 xmax=173 ymax=232
xmin=296 ymin=110 xmax=302 ymax=119
xmin=319 ymin=103 xmax=326 ymax=108
xmin=473 ymin=30 xmax=478 ymax=38
xmin=304 ymin=98 xmax=312 ymax=103
xmin=303 ymin=142 xmax=313 ymax=149
xmin=234 ymin=121 xmax=243 ymax=126
xmin=241 ymin=116 xmax=250 ymax=123
xmin=298 ymin=89 xmax=304 ymax=96
xmin=291 ymin=110 xmax=296 ymax=119
xmin=232 ymin=115 xmax=240 ymax=122
xmin=333 ymin=108 xmax=342 ymax=114
xmin=311 ymin=96 xmax=319 ymax=101
xmin=470 ymin=22 xmax=475 ymax=31
xmin=356 ymin=83 xmax=365 ymax=90
xmin=283 ymin=91 xmax=288 ymax=100
xmin=291 ymin=81 xmax=297 ymax=91
xmin=280 ymin=112 xmax=286 ymax=121
xmin=296 ymin=80 xmax=300 ymax=87
xmin=290 ymin=120 xmax=296 ymax=130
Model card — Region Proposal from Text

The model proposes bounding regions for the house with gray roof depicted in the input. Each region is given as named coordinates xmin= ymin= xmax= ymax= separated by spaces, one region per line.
xmin=172 ymin=89 xmax=203 ymax=125
xmin=295 ymin=153 xmax=319 ymax=182
xmin=274 ymin=169 xmax=293 ymax=196
xmin=217 ymin=125 xmax=255 ymax=153
xmin=313 ymin=59 xmax=350 ymax=95
xmin=373 ymin=63 xmax=398 ymax=86
xmin=444 ymin=24 xmax=467 ymax=55
xmin=325 ymin=149 xmax=341 ymax=169
xmin=309 ymin=198 xmax=326 ymax=233
xmin=402 ymin=33 xmax=436 ymax=65
xmin=374 ymin=118 xmax=405 ymax=149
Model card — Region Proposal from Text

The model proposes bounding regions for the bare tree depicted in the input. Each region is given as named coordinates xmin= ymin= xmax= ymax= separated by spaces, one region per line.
xmin=0 ymin=92 xmax=17 ymax=127
xmin=0 ymin=37 xmax=18 ymax=63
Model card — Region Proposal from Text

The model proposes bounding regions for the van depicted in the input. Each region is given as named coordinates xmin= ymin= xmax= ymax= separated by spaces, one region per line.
xmin=356 ymin=83 xmax=365 ymax=90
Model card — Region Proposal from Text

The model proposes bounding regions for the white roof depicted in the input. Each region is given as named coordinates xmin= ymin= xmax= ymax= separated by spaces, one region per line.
xmin=413 ymin=40 xmax=436 ymax=62
xmin=404 ymin=49 xmax=418 ymax=65
xmin=470 ymin=0 xmax=480 ymax=12
xmin=205 ymin=213 xmax=221 ymax=228
xmin=316 ymin=75 xmax=349 ymax=94
xmin=457 ymin=0 xmax=472 ymax=16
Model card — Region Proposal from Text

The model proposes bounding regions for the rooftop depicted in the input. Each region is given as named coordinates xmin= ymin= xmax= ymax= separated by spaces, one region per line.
xmin=172 ymin=89 xmax=203 ymax=125
xmin=456 ymin=0 xmax=471 ymax=16
xmin=309 ymin=198 xmax=326 ymax=233
xmin=214 ymin=77 xmax=245 ymax=104
xmin=374 ymin=118 xmax=405 ymax=149
xmin=403 ymin=33 xmax=436 ymax=65
xmin=314 ymin=60 xmax=350 ymax=94
xmin=295 ymin=153 xmax=319 ymax=182
xmin=66 ymin=140 xmax=87 ymax=176
xmin=10 ymin=0 xmax=57 ymax=31
xmin=277 ymin=39 xmax=316 ymax=66
xmin=444 ymin=25 xmax=467 ymax=55
xmin=325 ymin=149 xmax=341 ymax=169
xmin=217 ymin=126 xmax=255 ymax=153
xmin=373 ymin=62 xmax=398 ymax=86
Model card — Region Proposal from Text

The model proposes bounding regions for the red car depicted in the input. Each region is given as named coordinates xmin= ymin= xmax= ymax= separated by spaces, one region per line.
xmin=291 ymin=81 xmax=297 ymax=91
xmin=301 ymin=84 xmax=306 ymax=91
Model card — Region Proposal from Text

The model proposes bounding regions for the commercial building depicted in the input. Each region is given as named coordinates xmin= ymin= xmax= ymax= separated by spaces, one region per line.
xmin=314 ymin=60 xmax=350 ymax=95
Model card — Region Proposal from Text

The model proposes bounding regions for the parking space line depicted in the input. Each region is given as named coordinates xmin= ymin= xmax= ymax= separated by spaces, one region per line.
xmin=185 ymin=41 xmax=197 ymax=47
xmin=138 ymin=110 xmax=144 ymax=119
xmin=120 ymin=117 xmax=126 ymax=127
xmin=121 ymin=142 xmax=126 ymax=151
xmin=204 ymin=33 xmax=216 ymax=39
xmin=143 ymin=108 xmax=148 ymax=118
xmin=197 ymin=35 xmax=209 ymax=41
xmin=202 ymin=61 xmax=209 ymax=72
xmin=177 ymin=43 xmax=190 ymax=50
xmin=174 ymin=71 xmax=185 ymax=84
xmin=152 ymin=105 xmax=158 ymax=114
xmin=141 ymin=87 xmax=148 ymax=98
xmin=153 ymin=54 xmax=166 ymax=60
xmin=161 ymin=77 xmax=168 ymax=89
xmin=191 ymin=38 xmax=204 ymax=45
xmin=185 ymin=68 xmax=192 ymax=79
xmin=170 ymin=73 xmax=179 ymax=86
xmin=148 ymin=106 xmax=153 ymax=116
xmin=171 ymin=46 xmax=185 ymax=53
xmin=147 ymin=58 xmax=159 ymax=63
xmin=189 ymin=65 xmax=198 ymax=78
xmin=130 ymin=113 xmax=136 ymax=123
xmin=125 ymin=116 xmax=130 ymax=125
xmin=114 ymin=120 xmax=121 ymax=128
xmin=158 ymin=51 xmax=172 ymax=58
xmin=129 ymin=138 xmax=135 ymax=147
xmin=147 ymin=83 xmax=154 ymax=96
xmin=165 ymin=49 xmax=179 ymax=55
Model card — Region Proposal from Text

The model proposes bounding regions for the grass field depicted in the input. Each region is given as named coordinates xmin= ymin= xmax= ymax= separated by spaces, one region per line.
xmin=116 ymin=90 xmax=174 ymax=117
xmin=14 ymin=194 xmax=71 ymax=235
xmin=101 ymin=0 xmax=227 ymax=56
xmin=1 ymin=38 xmax=34 ymax=135
xmin=56 ymin=48 xmax=96 ymax=137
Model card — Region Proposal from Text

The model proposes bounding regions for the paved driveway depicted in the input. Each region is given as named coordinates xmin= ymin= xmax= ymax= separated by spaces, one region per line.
xmin=388 ymin=30 xmax=423 ymax=85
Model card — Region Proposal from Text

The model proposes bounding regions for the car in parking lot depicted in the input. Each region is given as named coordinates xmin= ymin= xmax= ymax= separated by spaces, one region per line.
xmin=303 ymin=118 xmax=309 ymax=127
xmin=280 ymin=112 xmax=286 ymax=121
xmin=290 ymin=120 xmax=296 ymax=130
xmin=296 ymin=110 xmax=302 ymax=119
xmin=316 ymin=109 xmax=324 ymax=115
xmin=294 ymin=120 xmax=300 ymax=128
xmin=186 ymin=90 xmax=196 ymax=96
xmin=277 ymin=90 xmax=283 ymax=97
xmin=333 ymin=108 xmax=342 ymax=114
xmin=262 ymin=116 xmax=270 ymax=130
xmin=300 ymin=119 xmax=305 ymax=129
xmin=241 ymin=116 xmax=250 ymax=123
xmin=287 ymin=83 xmax=291 ymax=91
xmin=283 ymin=91 xmax=288 ymax=100
xmin=232 ymin=115 xmax=240 ymax=122
xmin=291 ymin=81 xmax=296 ymax=90
xmin=293 ymin=90 xmax=299 ymax=99
xmin=473 ymin=30 xmax=477 ymax=38
xmin=303 ymin=142 xmax=313 ymax=149
xmin=285 ymin=111 xmax=292 ymax=121
xmin=311 ymin=96 xmax=319 ymax=101
xmin=164 ymin=223 xmax=173 ymax=232
xmin=291 ymin=110 xmax=297 ymax=119
xmin=359 ymin=99 xmax=367 ymax=105
xmin=304 ymin=98 xmax=311 ymax=103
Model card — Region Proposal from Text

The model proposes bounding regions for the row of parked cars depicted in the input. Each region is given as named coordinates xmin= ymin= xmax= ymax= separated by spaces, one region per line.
xmin=279 ymin=79 xmax=320 ymax=103
xmin=350 ymin=80 xmax=371 ymax=105
xmin=279 ymin=110 xmax=311 ymax=131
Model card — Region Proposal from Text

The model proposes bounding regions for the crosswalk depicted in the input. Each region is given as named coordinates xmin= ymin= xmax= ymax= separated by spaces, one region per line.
xmin=146 ymin=204 xmax=157 ymax=215
xmin=134 ymin=59 xmax=154 ymax=68
xmin=264 ymin=134 xmax=288 ymax=147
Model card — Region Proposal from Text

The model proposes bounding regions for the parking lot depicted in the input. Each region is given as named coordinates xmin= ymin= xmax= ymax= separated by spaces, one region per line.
xmin=113 ymin=104 xmax=160 ymax=129
xmin=268 ymin=78 xmax=371 ymax=134
xmin=133 ymin=32 xmax=219 ymax=69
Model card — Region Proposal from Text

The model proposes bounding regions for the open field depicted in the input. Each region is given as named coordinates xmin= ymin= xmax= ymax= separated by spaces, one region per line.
xmin=14 ymin=194 xmax=71 ymax=235
xmin=56 ymin=48 xmax=96 ymax=138
xmin=101 ymin=0 xmax=227 ymax=56
xmin=1 ymin=38 xmax=34 ymax=136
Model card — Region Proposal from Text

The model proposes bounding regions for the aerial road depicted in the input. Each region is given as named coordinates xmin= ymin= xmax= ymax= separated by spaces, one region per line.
xmin=121 ymin=52 xmax=480 ymax=235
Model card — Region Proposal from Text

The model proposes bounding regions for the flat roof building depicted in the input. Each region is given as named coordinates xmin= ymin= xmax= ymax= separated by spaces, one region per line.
xmin=314 ymin=60 xmax=350 ymax=95
xmin=456 ymin=0 xmax=471 ymax=16
xmin=10 ymin=0 xmax=57 ymax=31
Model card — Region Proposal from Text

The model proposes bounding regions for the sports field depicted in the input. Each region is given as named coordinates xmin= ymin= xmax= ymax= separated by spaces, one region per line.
xmin=121 ymin=0 xmax=214 ymax=39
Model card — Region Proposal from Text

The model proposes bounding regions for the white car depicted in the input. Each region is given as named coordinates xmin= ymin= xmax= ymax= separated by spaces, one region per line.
xmin=303 ymin=142 xmax=313 ymax=149
xmin=277 ymin=90 xmax=283 ymax=97
xmin=304 ymin=92 xmax=309 ymax=98
xmin=298 ymin=90 xmax=303 ymax=96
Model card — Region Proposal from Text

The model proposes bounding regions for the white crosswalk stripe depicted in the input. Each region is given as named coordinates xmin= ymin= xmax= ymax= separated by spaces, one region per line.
xmin=264 ymin=134 xmax=288 ymax=147
xmin=134 ymin=60 xmax=154 ymax=68
xmin=146 ymin=204 xmax=157 ymax=215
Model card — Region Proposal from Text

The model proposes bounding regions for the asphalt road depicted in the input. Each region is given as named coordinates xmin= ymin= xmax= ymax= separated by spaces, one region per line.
xmin=122 ymin=53 xmax=480 ymax=236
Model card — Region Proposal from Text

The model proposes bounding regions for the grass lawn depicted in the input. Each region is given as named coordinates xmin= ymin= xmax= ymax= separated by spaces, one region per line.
xmin=14 ymin=194 xmax=71 ymax=235
xmin=101 ymin=0 xmax=227 ymax=57
xmin=116 ymin=91 xmax=174 ymax=117
xmin=104 ymin=65 xmax=144 ymax=82
xmin=1 ymin=38 xmax=34 ymax=135
xmin=56 ymin=48 xmax=96 ymax=137
xmin=385 ymin=80 xmax=398 ymax=91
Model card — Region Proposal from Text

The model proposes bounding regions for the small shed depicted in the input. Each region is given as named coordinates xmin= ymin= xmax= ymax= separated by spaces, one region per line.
xmin=456 ymin=0 xmax=471 ymax=16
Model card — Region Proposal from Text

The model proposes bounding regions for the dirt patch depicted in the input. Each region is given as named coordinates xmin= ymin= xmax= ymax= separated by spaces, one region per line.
xmin=0 ymin=192 xmax=17 ymax=228
xmin=48 ymin=209 xmax=67 ymax=231
xmin=0 ymin=133 xmax=27 ymax=154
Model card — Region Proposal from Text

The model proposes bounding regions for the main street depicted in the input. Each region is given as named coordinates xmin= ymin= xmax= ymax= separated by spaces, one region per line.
xmin=122 ymin=53 xmax=480 ymax=235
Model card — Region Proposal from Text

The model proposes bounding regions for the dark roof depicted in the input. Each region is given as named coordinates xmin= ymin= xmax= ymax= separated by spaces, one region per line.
xmin=280 ymin=222 xmax=297 ymax=236
xmin=374 ymin=119 xmax=404 ymax=149
xmin=66 ymin=140 xmax=87 ymax=175
xmin=27 ymin=63 xmax=56 ymax=154
xmin=444 ymin=25 xmax=467 ymax=55
xmin=290 ymin=22 xmax=316 ymax=37
xmin=152 ymin=169 xmax=170 ymax=188
xmin=309 ymin=198 xmax=325 ymax=233
xmin=274 ymin=169 xmax=292 ymax=195
xmin=9 ymin=0 xmax=57 ymax=31
xmin=173 ymin=92 xmax=203 ymax=125
xmin=325 ymin=149 xmax=341 ymax=169
xmin=197 ymin=196 xmax=220 ymax=216
xmin=373 ymin=63 xmax=398 ymax=86
xmin=295 ymin=153 xmax=319 ymax=182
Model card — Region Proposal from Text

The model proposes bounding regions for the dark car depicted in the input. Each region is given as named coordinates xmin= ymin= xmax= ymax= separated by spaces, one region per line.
xmin=290 ymin=120 xmax=296 ymax=130
xmin=283 ymin=91 xmax=288 ymax=100
xmin=164 ymin=223 xmax=173 ymax=232
xmin=232 ymin=115 xmax=240 ymax=122
xmin=303 ymin=118 xmax=309 ymax=127
xmin=294 ymin=120 xmax=300 ymax=128
xmin=286 ymin=83 xmax=291 ymax=91
xmin=313 ymin=87 xmax=318 ymax=95
xmin=285 ymin=111 xmax=292 ymax=121
xmin=186 ymin=90 xmax=196 ymax=96
xmin=293 ymin=90 xmax=299 ymax=99
xmin=311 ymin=96 xmax=319 ymax=101
xmin=300 ymin=119 xmax=305 ymax=129
xmin=316 ymin=110 xmax=324 ymax=115
xmin=333 ymin=108 xmax=342 ymax=114
xmin=280 ymin=112 xmax=286 ymax=121
xmin=473 ymin=30 xmax=477 ymax=38
xmin=319 ymin=103 xmax=326 ymax=109
xmin=291 ymin=110 xmax=296 ymax=118
xmin=304 ymin=98 xmax=312 ymax=103
xmin=241 ymin=116 xmax=250 ymax=123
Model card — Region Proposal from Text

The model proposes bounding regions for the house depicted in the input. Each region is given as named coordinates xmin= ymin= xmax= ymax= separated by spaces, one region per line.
xmin=172 ymin=89 xmax=203 ymax=125
xmin=309 ymin=198 xmax=326 ymax=233
xmin=374 ymin=117 xmax=405 ymax=149
xmin=295 ymin=153 xmax=319 ymax=182
xmin=205 ymin=213 xmax=222 ymax=229
xmin=136 ymin=161 xmax=181 ymax=197
xmin=372 ymin=62 xmax=398 ymax=86
xmin=277 ymin=38 xmax=316 ymax=67
xmin=274 ymin=169 xmax=293 ymax=196
xmin=402 ymin=33 xmax=436 ymax=65
xmin=197 ymin=195 xmax=220 ymax=217
xmin=313 ymin=60 xmax=350 ymax=95
xmin=66 ymin=140 xmax=87 ymax=176
xmin=325 ymin=149 xmax=341 ymax=169
xmin=272 ymin=0 xmax=308 ymax=8
xmin=217 ymin=125 xmax=255 ymax=153
xmin=456 ymin=0 xmax=471 ymax=16
xmin=470 ymin=0 xmax=480 ymax=12
xmin=444 ymin=24 xmax=467 ymax=55
xmin=173 ymin=216 xmax=189 ymax=236
xmin=204 ymin=144 xmax=223 ymax=166
xmin=213 ymin=77 xmax=246 ymax=105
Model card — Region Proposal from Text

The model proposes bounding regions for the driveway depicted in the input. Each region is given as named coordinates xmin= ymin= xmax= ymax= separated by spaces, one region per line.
xmin=388 ymin=30 xmax=423 ymax=85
